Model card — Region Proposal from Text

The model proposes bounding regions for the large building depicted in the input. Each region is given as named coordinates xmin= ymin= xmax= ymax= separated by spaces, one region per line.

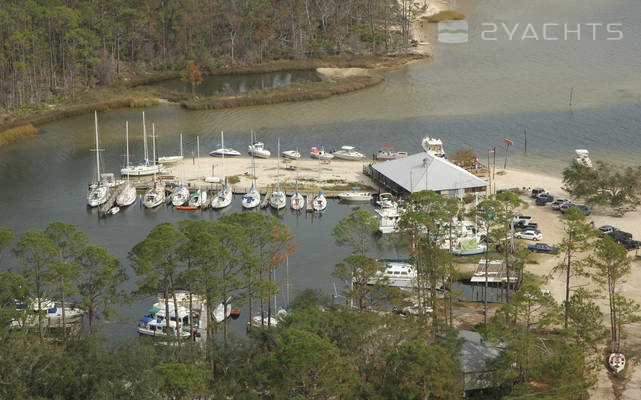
xmin=366 ymin=152 xmax=488 ymax=197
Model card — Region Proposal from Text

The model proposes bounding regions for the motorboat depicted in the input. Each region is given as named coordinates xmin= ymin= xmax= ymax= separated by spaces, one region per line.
xmin=332 ymin=145 xmax=365 ymax=161
xmin=338 ymin=191 xmax=373 ymax=203
xmin=373 ymin=145 xmax=407 ymax=161
xmin=366 ymin=261 xmax=417 ymax=289
xmin=313 ymin=189 xmax=327 ymax=212
xmin=121 ymin=113 xmax=163 ymax=176
xmin=87 ymin=111 xmax=110 ymax=207
xmin=10 ymin=299 xmax=84 ymax=329
xmin=609 ymin=353 xmax=625 ymax=374
xmin=248 ymin=135 xmax=271 ymax=159
xmin=310 ymin=146 xmax=334 ymax=160
xmin=248 ymin=309 xmax=288 ymax=328
xmin=209 ymin=146 xmax=241 ymax=157
xmin=212 ymin=297 xmax=233 ymax=323
xmin=143 ymin=181 xmax=166 ymax=208
xmin=242 ymin=184 xmax=260 ymax=209
xmin=270 ymin=139 xmax=287 ymax=210
xmin=158 ymin=155 xmax=183 ymax=164
xmin=574 ymin=149 xmax=593 ymax=168
xmin=188 ymin=189 xmax=207 ymax=208
xmin=442 ymin=235 xmax=487 ymax=256
xmin=375 ymin=205 xmax=401 ymax=234
xmin=282 ymin=150 xmax=301 ymax=160
xmin=376 ymin=193 xmax=397 ymax=209
xmin=421 ymin=136 xmax=446 ymax=158
xmin=171 ymin=185 xmax=190 ymax=207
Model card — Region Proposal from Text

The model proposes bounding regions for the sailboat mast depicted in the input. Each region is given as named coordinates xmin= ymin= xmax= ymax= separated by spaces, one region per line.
xmin=286 ymin=255 xmax=290 ymax=306
xmin=125 ymin=121 xmax=130 ymax=166
xmin=94 ymin=111 xmax=101 ymax=180
xmin=251 ymin=131 xmax=256 ymax=186
xmin=197 ymin=136 xmax=200 ymax=159
xmin=142 ymin=111 xmax=148 ymax=164
xmin=277 ymin=138 xmax=280 ymax=190
xmin=221 ymin=131 xmax=225 ymax=184
xmin=152 ymin=123 xmax=157 ymax=166
xmin=180 ymin=133 xmax=185 ymax=185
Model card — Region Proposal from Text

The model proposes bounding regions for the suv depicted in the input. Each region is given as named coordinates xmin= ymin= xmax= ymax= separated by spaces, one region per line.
xmin=531 ymin=188 xmax=547 ymax=198
xmin=535 ymin=194 xmax=554 ymax=205
xmin=551 ymin=198 xmax=570 ymax=210
xmin=515 ymin=220 xmax=538 ymax=230
xmin=528 ymin=243 xmax=558 ymax=253
xmin=514 ymin=229 xmax=543 ymax=241
xmin=575 ymin=205 xmax=591 ymax=216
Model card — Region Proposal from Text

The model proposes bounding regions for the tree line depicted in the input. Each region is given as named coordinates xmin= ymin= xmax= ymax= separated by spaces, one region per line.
xmin=0 ymin=0 xmax=416 ymax=114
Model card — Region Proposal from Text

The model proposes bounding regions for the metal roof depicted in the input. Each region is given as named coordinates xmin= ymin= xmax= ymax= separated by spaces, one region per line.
xmin=371 ymin=152 xmax=487 ymax=193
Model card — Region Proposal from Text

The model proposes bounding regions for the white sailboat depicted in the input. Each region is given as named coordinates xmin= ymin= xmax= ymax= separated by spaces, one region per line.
xmin=312 ymin=154 xmax=327 ymax=211
xmin=188 ymin=137 xmax=207 ymax=208
xmin=242 ymin=131 xmax=261 ymax=209
xmin=270 ymin=138 xmax=286 ymax=210
xmin=87 ymin=111 xmax=109 ymax=207
xmin=116 ymin=121 xmax=138 ymax=207
xmin=290 ymin=172 xmax=305 ymax=211
xmin=143 ymin=179 xmax=165 ymax=208
xmin=171 ymin=133 xmax=189 ymax=207
xmin=120 ymin=112 xmax=162 ymax=176
xmin=211 ymin=131 xmax=233 ymax=209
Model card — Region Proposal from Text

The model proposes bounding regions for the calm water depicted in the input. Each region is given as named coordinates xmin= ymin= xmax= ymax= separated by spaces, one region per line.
xmin=1 ymin=0 xmax=640 ymax=339
xmin=154 ymin=70 xmax=322 ymax=96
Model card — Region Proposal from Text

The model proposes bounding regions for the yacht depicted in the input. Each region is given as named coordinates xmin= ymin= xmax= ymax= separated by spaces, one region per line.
xmin=121 ymin=113 xmax=162 ymax=176
xmin=137 ymin=303 xmax=192 ymax=339
xmin=375 ymin=205 xmax=401 ymax=234
xmin=338 ymin=191 xmax=373 ymax=203
xmin=282 ymin=150 xmax=301 ymax=160
xmin=574 ymin=149 xmax=593 ymax=168
xmin=10 ymin=299 xmax=84 ymax=329
xmin=373 ymin=145 xmax=407 ymax=161
xmin=87 ymin=111 xmax=109 ymax=207
xmin=310 ymin=146 xmax=334 ymax=160
xmin=376 ymin=193 xmax=397 ymax=209
xmin=332 ymin=145 xmax=365 ymax=160
xmin=421 ymin=136 xmax=446 ymax=158
xmin=366 ymin=261 xmax=417 ymax=289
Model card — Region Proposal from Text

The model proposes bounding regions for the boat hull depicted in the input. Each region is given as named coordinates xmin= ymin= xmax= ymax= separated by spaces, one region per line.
xmin=282 ymin=151 xmax=301 ymax=160
xmin=291 ymin=194 xmax=305 ymax=210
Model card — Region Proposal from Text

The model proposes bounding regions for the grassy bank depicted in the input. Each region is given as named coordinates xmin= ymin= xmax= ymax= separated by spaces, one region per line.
xmin=181 ymin=74 xmax=384 ymax=110
xmin=0 ymin=124 xmax=38 ymax=147
xmin=425 ymin=10 xmax=465 ymax=23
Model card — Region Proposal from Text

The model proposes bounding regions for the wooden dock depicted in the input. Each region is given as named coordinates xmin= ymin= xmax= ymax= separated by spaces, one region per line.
xmin=99 ymin=187 xmax=120 ymax=217
xmin=260 ymin=191 xmax=270 ymax=209
xmin=305 ymin=194 xmax=313 ymax=212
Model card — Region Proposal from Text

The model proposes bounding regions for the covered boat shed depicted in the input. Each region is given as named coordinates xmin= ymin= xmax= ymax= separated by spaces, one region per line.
xmin=365 ymin=152 xmax=488 ymax=197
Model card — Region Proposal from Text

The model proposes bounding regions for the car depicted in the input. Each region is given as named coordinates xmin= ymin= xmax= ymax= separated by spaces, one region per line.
xmin=514 ymin=229 xmax=543 ymax=241
xmin=608 ymin=230 xmax=632 ymax=241
xmin=575 ymin=204 xmax=591 ymax=216
xmin=528 ymin=243 xmax=559 ymax=253
xmin=551 ymin=198 xmax=570 ymax=210
xmin=535 ymin=194 xmax=554 ymax=205
xmin=512 ymin=215 xmax=532 ymax=225
xmin=598 ymin=225 xmax=617 ymax=237
xmin=618 ymin=239 xmax=641 ymax=251
xmin=560 ymin=202 xmax=575 ymax=213
xmin=515 ymin=221 xmax=538 ymax=230
xmin=531 ymin=187 xmax=547 ymax=198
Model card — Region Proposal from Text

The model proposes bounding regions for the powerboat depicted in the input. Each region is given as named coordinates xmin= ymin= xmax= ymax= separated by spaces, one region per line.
xmin=158 ymin=155 xmax=183 ymax=164
xmin=121 ymin=113 xmax=162 ymax=176
xmin=87 ymin=111 xmax=110 ymax=207
xmin=375 ymin=205 xmax=400 ymax=234
xmin=312 ymin=189 xmax=327 ymax=211
xmin=248 ymin=140 xmax=271 ymax=159
xmin=574 ymin=149 xmax=593 ymax=168
xmin=171 ymin=185 xmax=190 ymax=207
xmin=366 ymin=261 xmax=417 ymax=289
xmin=212 ymin=297 xmax=233 ymax=323
xmin=137 ymin=303 xmax=192 ymax=339
xmin=376 ymin=193 xmax=397 ymax=209
xmin=209 ymin=147 xmax=241 ymax=157
xmin=442 ymin=235 xmax=487 ymax=256
xmin=10 ymin=299 xmax=84 ymax=329
xmin=241 ymin=184 xmax=260 ymax=209
xmin=421 ymin=137 xmax=446 ymax=158
xmin=332 ymin=145 xmax=365 ymax=161
xmin=310 ymin=146 xmax=333 ymax=160
xmin=282 ymin=150 xmax=301 ymax=160
xmin=373 ymin=145 xmax=407 ymax=161
xmin=143 ymin=181 xmax=165 ymax=208
xmin=338 ymin=191 xmax=373 ymax=203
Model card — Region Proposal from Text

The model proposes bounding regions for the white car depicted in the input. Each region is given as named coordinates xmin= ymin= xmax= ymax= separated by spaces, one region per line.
xmin=514 ymin=230 xmax=543 ymax=241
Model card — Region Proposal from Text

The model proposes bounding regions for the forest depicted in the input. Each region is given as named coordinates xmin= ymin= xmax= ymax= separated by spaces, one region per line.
xmin=0 ymin=0 xmax=415 ymax=115
xmin=1 ymin=191 xmax=638 ymax=399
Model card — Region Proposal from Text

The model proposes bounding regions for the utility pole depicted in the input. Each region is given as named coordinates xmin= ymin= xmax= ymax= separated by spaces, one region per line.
xmin=524 ymin=128 xmax=527 ymax=153
xmin=569 ymin=87 xmax=574 ymax=109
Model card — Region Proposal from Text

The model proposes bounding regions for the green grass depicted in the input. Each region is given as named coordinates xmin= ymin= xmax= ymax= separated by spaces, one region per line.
xmin=129 ymin=98 xmax=159 ymax=108
xmin=0 ymin=124 xmax=38 ymax=148
xmin=226 ymin=175 xmax=241 ymax=185
xmin=425 ymin=10 xmax=465 ymax=22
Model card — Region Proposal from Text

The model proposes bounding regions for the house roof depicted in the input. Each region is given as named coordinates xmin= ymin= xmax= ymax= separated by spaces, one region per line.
xmin=371 ymin=152 xmax=487 ymax=193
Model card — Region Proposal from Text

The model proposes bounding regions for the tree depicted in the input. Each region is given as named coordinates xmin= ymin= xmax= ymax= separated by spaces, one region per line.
xmin=180 ymin=60 xmax=203 ymax=99
xmin=0 ymin=227 xmax=14 ymax=256
xmin=77 ymin=245 xmax=126 ymax=335
xmin=131 ymin=223 xmax=185 ymax=343
xmin=14 ymin=230 xmax=58 ymax=341
xmin=495 ymin=190 xmax=527 ymax=304
xmin=589 ymin=237 xmax=640 ymax=353
xmin=0 ymin=271 xmax=29 ymax=335
xmin=332 ymin=209 xmax=379 ymax=257
xmin=46 ymin=222 xmax=87 ymax=340
xmin=553 ymin=206 xmax=595 ymax=328
xmin=153 ymin=362 xmax=208 ymax=400
xmin=563 ymin=161 xmax=641 ymax=215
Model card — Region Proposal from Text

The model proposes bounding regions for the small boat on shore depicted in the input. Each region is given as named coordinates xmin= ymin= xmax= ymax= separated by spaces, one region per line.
xmin=338 ymin=191 xmax=373 ymax=203
xmin=209 ymin=145 xmax=241 ymax=157
xmin=282 ymin=150 xmax=301 ymax=160
xmin=442 ymin=235 xmax=487 ymax=256
xmin=310 ymin=145 xmax=333 ymax=160
xmin=421 ymin=136 xmax=446 ymax=158
xmin=608 ymin=353 xmax=625 ymax=374
xmin=332 ymin=146 xmax=365 ymax=161
xmin=248 ymin=136 xmax=271 ymax=159
xmin=574 ymin=149 xmax=593 ymax=168
xmin=373 ymin=145 xmax=407 ymax=161
xmin=158 ymin=155 xmax=183 ymax=164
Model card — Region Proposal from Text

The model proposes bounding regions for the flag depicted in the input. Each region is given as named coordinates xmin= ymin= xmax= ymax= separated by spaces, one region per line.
xmin=504 ymin=138 xmax=513 ymax=146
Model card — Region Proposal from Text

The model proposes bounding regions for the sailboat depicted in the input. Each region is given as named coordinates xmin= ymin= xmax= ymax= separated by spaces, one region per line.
xmin=171 ymin=133 xmax=189 ymax=207
xmin=188 ymin=136 xmax=207 ymax=208
xmin=87 ymin=111 xmax=110 ymax=207
xmin=210 ymin=131 xmax=233 ymax=209
xmin=120 ymin=112 xmax=162 ymax=176
xmin=242 ymin=131 xmax=261 ymax=209
xmin=290 ymin=171 xmax=305 ymax=211
xmin=312 ymin=154 xmax=327 ymax=211
xmin=116 ymin=121 xmax=138 ymax=207
xmin=142 ymin=178 xmax=165 ymax=208
xmin=269 ymin=138 xmax=286 ymax=210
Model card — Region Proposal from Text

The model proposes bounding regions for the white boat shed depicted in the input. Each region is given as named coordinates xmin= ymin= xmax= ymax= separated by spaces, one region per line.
xmin=366 ymin=152 xmax=488 ymax=197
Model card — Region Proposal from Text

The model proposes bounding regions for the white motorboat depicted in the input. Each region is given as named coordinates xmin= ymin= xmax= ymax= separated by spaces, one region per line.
xmin=441 ymin=234 xmax=487 ymax=256
xmin=310 ymin=145 xmax=334 ymax=160
xmin=373 ymin=145 xmax=407 ymax=161
xmin=332 ymin=145 xmax=365 ymax=161
xmin=248 ymin=132 xmax=271 ymax=158
xmin=338 ymin=191 xmax=373 ymax=203
xmin=211 ymin=132 xmax=233 ymax=209
xmin=366 ymin=261 xmax=417 ymax=289
xmin=313 ymin=189 xmax=327 ymax=211
xmin=10 ymin=299 xmax=84 ymax=329
xmin=121 ymin=113 xmax=162 ymax=176
xmin=609 ymin=353 xmax=625 ymax=374
xmin=242 ymin=131 xmax=261 ymax=209
xmin=212 ymin=297 xmax=233 ymax=323
xmin=270 ymin=138 xmax=287 ymax=210
xmin=376 ymin=193 xmax=397 ymax=209
xmin=421 ymin=136 xmax=446 ymax=158
xmin=248 ymin=309 xmax=288 ymax=328
xmin=137 ymin=302 xmax=192 ymax=339
xmin=100 ymin=173 xmax=124 ymax=188
xmin=171 ymin=185 xmax=190 ymax=207
xmin=574 ymin=149 xmax=593 ymax=168
xmin=158 ymin=155 xmax=183 ymax=164
xmin=188 ymin=189 xmax=207 ymax=208
xmin=375 ymin=205 xmax=401 ymax=234
xmin=209 ymin=147 xmax=241 ymax=157
xmin=143 ymin=181 xmax=165 ymax=208
xmin=282 ymin=150 xmax=301 ymax=160
xmin=87 ymin=111 xmax=110 ymax=207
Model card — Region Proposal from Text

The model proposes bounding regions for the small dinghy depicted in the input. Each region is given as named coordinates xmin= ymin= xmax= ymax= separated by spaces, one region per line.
xmin=108 ymin=206 xmax=120 ymax=215
xmin=608 ymin=353 xmax=625 ymax=374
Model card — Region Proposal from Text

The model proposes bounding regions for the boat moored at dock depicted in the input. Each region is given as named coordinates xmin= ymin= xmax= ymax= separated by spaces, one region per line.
xmin=421 ymin=136 xmax=446 ymax=158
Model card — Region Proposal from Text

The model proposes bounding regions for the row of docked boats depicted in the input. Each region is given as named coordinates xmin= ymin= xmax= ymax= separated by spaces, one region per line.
xmin=210 ymin=142 xmax=368 ymax=161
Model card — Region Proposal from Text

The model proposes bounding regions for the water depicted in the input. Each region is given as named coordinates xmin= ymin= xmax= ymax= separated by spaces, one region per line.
xmin=1 ymin=0 xmax=640 ymax=339
xmin=154 ymin=70 xmax=322 ymax=97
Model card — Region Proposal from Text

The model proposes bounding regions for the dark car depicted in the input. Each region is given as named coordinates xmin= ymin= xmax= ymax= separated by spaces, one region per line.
xmin=515 ymin=221 xmax=538 ymax=230
xmin=598 ymin=225 xmax=617 ymax=237
xmin=618 ymin=239 xmax=641 ymax=251
xmin=607 ymin=230 xmax=632 ymax=241
xmin=535 ymin=194 xmax=554 ymax=205
xmin=528 ymin=243 xmax=559 ymax=253
xmin=575 ymin=205 xmax=591 ymax=216
xmin=531 ymin=187 xmax=546 ymax=198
